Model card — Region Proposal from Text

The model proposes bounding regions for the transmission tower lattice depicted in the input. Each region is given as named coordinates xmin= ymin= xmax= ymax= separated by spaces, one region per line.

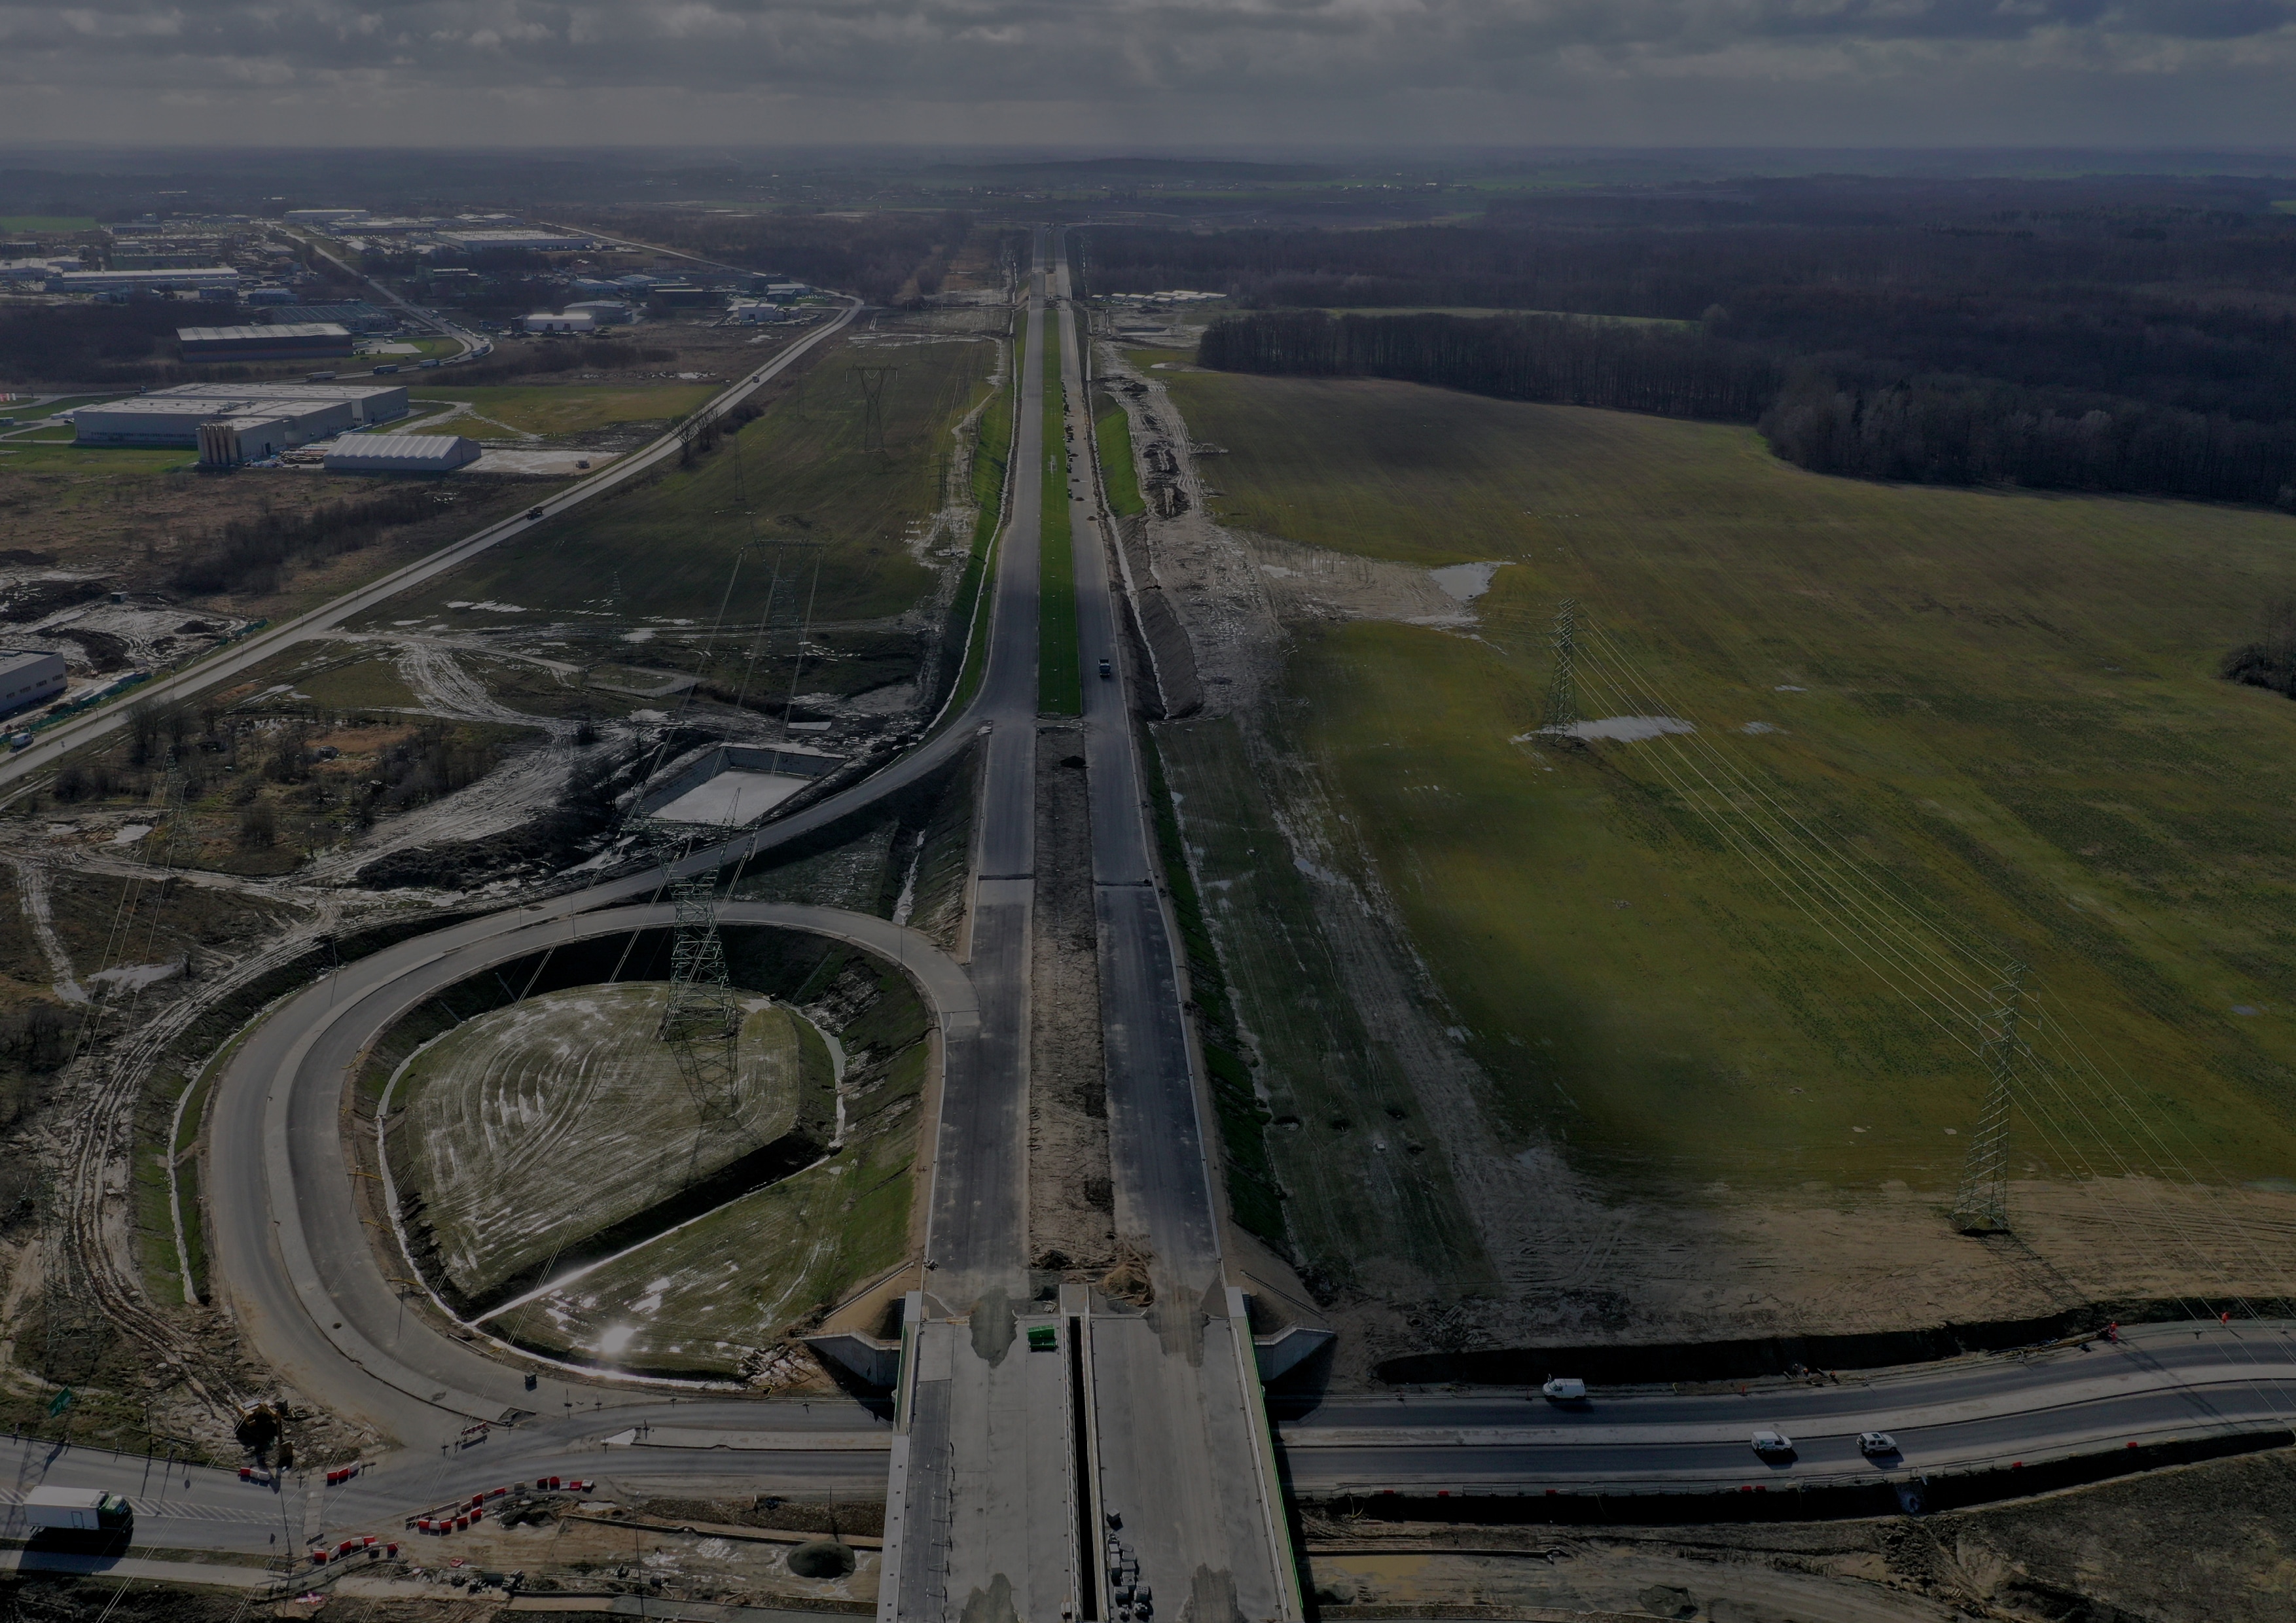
xmin=1539 ymin=598 xmax=1583 ymax=743
xmin=639 ymin=824 xmax=744 ymax=1126
xmin=850 ymin=366 xmax=897 ymax=454
xmin=1951 ymin=966 xmax=2026 ymax=1234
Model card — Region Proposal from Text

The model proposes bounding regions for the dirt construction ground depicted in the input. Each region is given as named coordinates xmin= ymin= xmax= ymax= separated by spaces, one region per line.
xmin=1303 ymin=1444 xmax=2296 ymax=1622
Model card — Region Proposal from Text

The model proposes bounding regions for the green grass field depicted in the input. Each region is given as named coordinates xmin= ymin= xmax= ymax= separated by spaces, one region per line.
xmin=1156 ymin=368 xmax=2296 ymax=1193
xmin=0 ymin=216 xmax=96 ymax=233
xmin=1039 ymin=315 xmax=1081 ymax=715
xmin=1095 ymin=388 xmax=1144 ymax=518
xmin=387 ymin=984 xmax=821 ymax=1308
xmin=404 ymin=382 xmax=717 ymax=438
xmin=384 ymin=336 xmax=995 ymax=626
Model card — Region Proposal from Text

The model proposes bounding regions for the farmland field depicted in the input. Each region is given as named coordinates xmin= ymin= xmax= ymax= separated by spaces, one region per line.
xmin=1151 ymin=368 xmax=2296 ymax=1213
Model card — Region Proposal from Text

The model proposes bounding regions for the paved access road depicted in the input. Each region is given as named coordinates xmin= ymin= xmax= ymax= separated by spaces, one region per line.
xmin=1280 ymin=1322 xmax=2296 ymax=1494
xmin=0 ymin=295 xmax=856 ymax=798
xmin=206 ymin=901 xmax=975 ymax=1451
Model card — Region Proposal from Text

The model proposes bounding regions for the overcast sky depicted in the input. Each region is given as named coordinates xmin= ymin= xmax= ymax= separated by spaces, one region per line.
xmin=1 ymin=1 xmax=2292 ymax=150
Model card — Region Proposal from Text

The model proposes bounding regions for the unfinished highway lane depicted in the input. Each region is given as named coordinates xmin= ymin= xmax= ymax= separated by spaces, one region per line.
xmin=1278 ymin=1323 xmax=2296 ymax=1495
xmin=0 ymin=294 xmax=859 ymax=798
xmin=205 ymin=899 xmax=978 ymax=1454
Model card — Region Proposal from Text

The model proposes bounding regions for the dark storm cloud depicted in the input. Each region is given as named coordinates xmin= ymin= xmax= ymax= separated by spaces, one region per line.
xmin=0 ymin=1 xmax=2291 ymax=143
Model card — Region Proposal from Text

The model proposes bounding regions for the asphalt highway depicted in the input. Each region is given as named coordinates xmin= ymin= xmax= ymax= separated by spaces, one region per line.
xmin=1280 ymin=1323 xmax=2296 ymax=1493
xmin=1049 ymin=240 xmax=1297 ymax=1620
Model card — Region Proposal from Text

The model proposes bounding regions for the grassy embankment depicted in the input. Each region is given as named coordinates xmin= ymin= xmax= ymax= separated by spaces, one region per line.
xmin=386 ymin=984 xmax=813 ymax=1308
xmin=1038 ymin=307 xmax=1082 ymax=715
xmin=1095 ymin=382 xmax=1145 ymax=519
xmin=490 ymin=950 xmax=933 ymax=1378
xmin=938 ymin=309 xmax=1018 ymax=721
xmin=1156 ymin=367 xmax=2296 ymax=1202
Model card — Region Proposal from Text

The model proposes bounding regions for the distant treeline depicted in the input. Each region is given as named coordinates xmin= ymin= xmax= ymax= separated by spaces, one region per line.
xmin=1760 ymin=378 xmax=2296 ymax=508
xmin=558 ymin=208 xmax=974 ymax=306
xmin=1198 ymin=310 xmax=1778 ymax=423
xmin=1157 ymin=175 xmax=2296 ymax=509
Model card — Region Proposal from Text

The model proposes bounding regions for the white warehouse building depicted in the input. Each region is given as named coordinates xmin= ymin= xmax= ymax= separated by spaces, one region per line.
xmin=0 ymin=651 xmax=67 ymax=718
xmin=68 ymin=382 xmax=412 ymax=463
xmin=520 ymin=311 xmax=596 ymax=333
xmin=137 ymin=381 xmax=410 ymax=424
xmin=323 ymin=434 xmax=482 ymax=473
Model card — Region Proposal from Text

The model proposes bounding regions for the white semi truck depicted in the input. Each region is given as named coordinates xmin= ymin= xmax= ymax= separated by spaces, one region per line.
xmin=23 ymin=1486 xmax=133 ymax=1535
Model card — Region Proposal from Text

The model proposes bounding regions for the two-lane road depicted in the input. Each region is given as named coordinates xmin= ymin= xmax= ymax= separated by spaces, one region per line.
xmin=1279 ymin=1323 xmax=2296 ymax=1495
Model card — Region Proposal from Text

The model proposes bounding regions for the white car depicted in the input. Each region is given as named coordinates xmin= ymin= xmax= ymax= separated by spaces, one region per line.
xmin=1540 ymin=1376 xmax=1587 ymax=1402
xmin=1750 ymin=1429 xmax=1795 ymax=1459
xmin=1858 ymin=1431 xmax=1898 ymax=1457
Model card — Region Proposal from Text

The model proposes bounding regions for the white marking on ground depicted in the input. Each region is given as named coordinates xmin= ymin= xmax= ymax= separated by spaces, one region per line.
xmin=653 ymin=770 xmax=807 ymax=826
xmin=1516 ymin=715 xmax=1697 ymax=743
xmin=1429 ymin=561 xmax=1507 ymax=602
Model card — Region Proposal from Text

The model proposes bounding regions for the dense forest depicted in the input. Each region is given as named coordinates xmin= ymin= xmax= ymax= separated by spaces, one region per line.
xmin=1098 ymin=175 xmax=2296 ymax=507
xmin=558 ymin=207 xmax=975 ymax=306
xmin=1198 ymin=310 xmax=1778 ymax=423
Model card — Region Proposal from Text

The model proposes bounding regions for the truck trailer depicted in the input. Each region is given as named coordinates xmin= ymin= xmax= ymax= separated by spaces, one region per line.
xmin=23 ymin=1486 xmax=134 ymax=1534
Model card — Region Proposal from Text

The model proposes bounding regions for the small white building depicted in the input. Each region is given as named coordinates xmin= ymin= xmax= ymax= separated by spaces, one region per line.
xmin=520 ymin=311 xmax=596 ymax=333
xmin=323 ymin=434 xmax=482 ymax=473
xmin=563 ymin=300 xmax=636 ymax=325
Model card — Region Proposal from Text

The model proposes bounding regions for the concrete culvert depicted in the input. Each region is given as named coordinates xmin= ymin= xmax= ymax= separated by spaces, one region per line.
xmin=788 ymin=1541 xmax=857 ymax=1579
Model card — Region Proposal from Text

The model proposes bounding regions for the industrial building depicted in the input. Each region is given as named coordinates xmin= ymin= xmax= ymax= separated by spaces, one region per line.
xmin=58 ymin=266 xmax=239 ymax=293
xmin=68 ymin=382 xmax=409 ymax=458
xmin=177 ymin=322 xmax=353 ymax=362
xmin=195 ymin=416 xmax=300 ymax=465
xmin=132 ymin=381 xmax=410 ymax=424
xmin=520 ymin=311 xmax=596 ymax=332
xmin=435 ymin=229 xmax=596 ymax=252
xmin=323 ymin=434 xmax=482 ymax=473
xmin=562 ymin=300 xmax=636 ymax=325
xmin=0 ymin=651 xmax=67 ymax=718
xmin=285 ymin=209 xmax=367 ymax=225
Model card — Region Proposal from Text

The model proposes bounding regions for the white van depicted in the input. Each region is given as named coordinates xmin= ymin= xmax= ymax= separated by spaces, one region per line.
xmin=1540 ymin=1376 xmax=1588 ymax=1402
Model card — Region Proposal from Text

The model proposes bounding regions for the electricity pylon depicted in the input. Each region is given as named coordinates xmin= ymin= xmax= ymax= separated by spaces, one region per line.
xmin=636 ymin=821 xmax=744 ymax=1130
xmin=1952 ymin=966 xmax=2026 ymax=1234
xmin=1539 ymin=598 xmax=1583 ymax=743
xmin=850 ymin=366 xmax=897 ymax=455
